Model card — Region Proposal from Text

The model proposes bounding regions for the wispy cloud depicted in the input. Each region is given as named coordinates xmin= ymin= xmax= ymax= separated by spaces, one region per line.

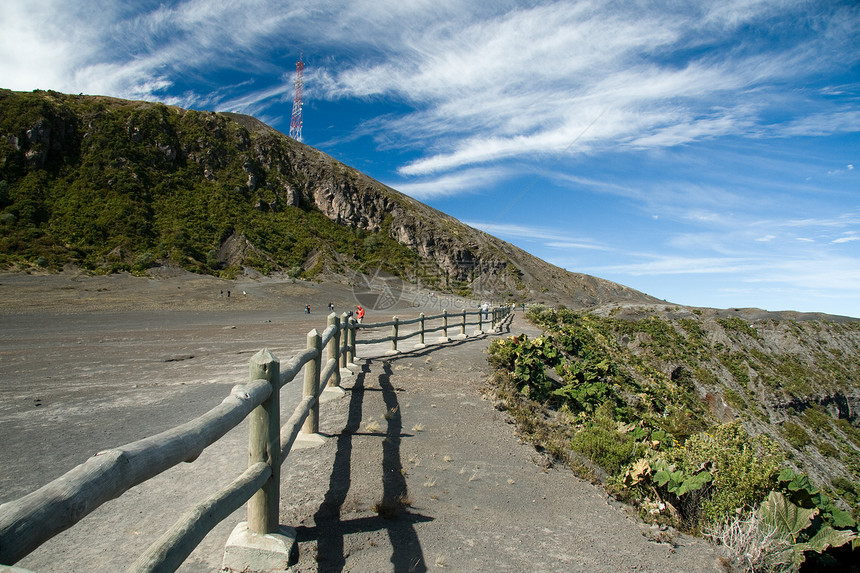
xmin=5 ymin=1 xmax=856 ymax=157
xmin=461 ymin=220 xmax=612 ymax=251
xmin=590 ymin=250 xmax=860 ymax=293
xmin=832 ymin=233 xmax=860 ymax=245
xmin=778 ymin=110 xmax=860 ymax=137
xmin=387 ymin=167 xmax=509 ymax=199
xmin=595 ymin=255 xmax=759 ymax=276
xmin=314 ymin=1 xmax=858 ymax=178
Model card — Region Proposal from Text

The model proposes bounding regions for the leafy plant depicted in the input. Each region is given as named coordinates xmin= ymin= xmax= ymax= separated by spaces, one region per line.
xmin=777 ymin=468 xmax=856 ymax=529
xmin=489 ymin=334 xmax=562 ymax=403
xmin=707 ymin=492 xmax=856 ymax=573
xmin=756 ymin=491 xmax=855 ymax=569
xmin=653 ymin=463 xmax=713 ymax=497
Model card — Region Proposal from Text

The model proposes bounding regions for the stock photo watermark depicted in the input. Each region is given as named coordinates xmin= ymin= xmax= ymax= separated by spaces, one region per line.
xmin=349 ymin=262 xmax=512 ymax=314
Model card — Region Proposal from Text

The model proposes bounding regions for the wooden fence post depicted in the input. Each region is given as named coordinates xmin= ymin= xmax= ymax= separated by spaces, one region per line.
xmin=327 ymin=313 xmax=341 ymax=388
xmin=391 ymin=316 xmax=399 ymax=352
xmin=419 ymin=313 xmax=425 ymax=345
xmin=443 ymin=310 xmax=448 ymax=338
xmin=339 ymin=313 xmax=348 ymax=369
xmin=247 ymin=349 xmax=280 ymax=534
xmin=302 ymin=330 xmax=321 ymax=435
xmin=346 ymin=318 xmax=355 ymax=364
xmin=478 ymin=307 xmax=483 ymax=332
xmin=461 ymin=309 xmax=466 ymax=336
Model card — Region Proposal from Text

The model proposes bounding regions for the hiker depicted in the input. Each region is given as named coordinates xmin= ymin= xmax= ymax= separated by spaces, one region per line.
xmin=356 ymin=305 xmax=365 ymax=323
xmin=329 ymin=302 xmax=334 ymax=312
xmin=305 ymin=304 xmax=311 ymax=314
xmin=481 ymin=302 xmax=489 ymax=320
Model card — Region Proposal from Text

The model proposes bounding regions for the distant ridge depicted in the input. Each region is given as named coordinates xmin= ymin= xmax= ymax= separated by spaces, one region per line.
xmin=0 ymin=88 xmax=659 ymax=308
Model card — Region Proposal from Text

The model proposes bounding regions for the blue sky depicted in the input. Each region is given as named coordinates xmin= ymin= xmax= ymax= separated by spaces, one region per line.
xmin=2 ymin=1 xmax=859 ymax=317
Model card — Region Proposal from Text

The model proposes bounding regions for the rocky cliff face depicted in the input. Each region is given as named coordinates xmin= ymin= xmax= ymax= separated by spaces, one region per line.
xmin=221 ymin=109 xmax=659 ymax=306
xmin=585 ymin=302 xmax=860 ymax=492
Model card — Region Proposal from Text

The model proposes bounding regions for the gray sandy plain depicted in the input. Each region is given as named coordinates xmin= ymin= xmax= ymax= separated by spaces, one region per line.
xmin=0 ymin=269 xmax=724 ymax=572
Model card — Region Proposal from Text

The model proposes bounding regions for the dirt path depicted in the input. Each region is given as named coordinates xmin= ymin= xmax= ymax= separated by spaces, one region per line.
xmin=0 ymin=272 xmax=724 ymax=572
xmin=281 ymin=317 xmax=724 ymax=572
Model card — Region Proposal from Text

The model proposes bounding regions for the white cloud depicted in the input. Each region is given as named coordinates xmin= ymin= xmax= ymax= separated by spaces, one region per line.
xmin=755 ymin=255 xmax=860 ymax=291
xmin=778 ymin=111 xmax=860 ymax=137
xmin=0 ymin=1 xmax=109 ymax=93
xmin=461 ymin=220 xmax=609 ymax=250
xmin=545 ymin=242 xmax=614 ymax=252
xmin=388 ymin=167 xmax=508 ymax=199
xmin=591 ymin=250 xmax=860 ymax=294
xmin=596 ymin=255 xmax=758 ymax=276
xmin=832 ymin=234 xmax=860 ymax=245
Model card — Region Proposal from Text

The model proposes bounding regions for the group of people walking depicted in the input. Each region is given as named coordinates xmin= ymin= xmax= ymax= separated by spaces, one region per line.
xmin=303 ymin=303 xmax=365 ymax=323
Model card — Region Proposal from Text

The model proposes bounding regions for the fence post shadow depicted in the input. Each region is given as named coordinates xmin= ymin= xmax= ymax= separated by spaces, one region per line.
xmin=297 ymin=357 xmax=430 ymax=573
xmin=302 ymin=362 xmax=369 ymax=572
xmin=378 ymin=361 xmax=428 ymax=572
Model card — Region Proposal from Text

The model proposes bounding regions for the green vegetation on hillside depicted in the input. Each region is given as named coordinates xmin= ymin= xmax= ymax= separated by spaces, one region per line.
xmin=487 ymin=305 xmax=860 ymax=570
xmin=0 ymin=89 xmax=435 ymax=283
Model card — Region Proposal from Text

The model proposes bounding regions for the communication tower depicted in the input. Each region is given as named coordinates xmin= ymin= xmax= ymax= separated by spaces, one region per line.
xmin=289 ymin=55 xmax=304 ymax=141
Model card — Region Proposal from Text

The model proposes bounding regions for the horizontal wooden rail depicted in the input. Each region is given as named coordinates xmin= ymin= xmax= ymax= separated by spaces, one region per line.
xmin=357 ymin=310 xmax=482 ymax=331
xmin=354 ymin=308 xmax=506 ymax=349
xmin=127 ymin=321 xmax=348 ymax=573
xmin=0 ymin=379 xmax=272 ymax=565
xmin=278 ymin=347 xmax=317 ymax=389
xmin=280 ymin=396 xmax=315 ymax=460
xmin=355 ymin=335 xmax=392 ymax=345
xmin=127 ymin=462 xmax=271 ymax=573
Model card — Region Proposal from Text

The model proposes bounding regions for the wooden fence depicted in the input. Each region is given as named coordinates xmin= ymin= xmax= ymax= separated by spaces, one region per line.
xmin=0 ymin=306 xmax=512 ymax=572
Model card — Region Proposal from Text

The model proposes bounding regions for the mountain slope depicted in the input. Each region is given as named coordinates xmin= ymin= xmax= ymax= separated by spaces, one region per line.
xmin=0 ymin=88 xmax=656 ymax=307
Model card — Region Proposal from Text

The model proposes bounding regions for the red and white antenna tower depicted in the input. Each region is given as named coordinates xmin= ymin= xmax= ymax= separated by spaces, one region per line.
xmin=289 ymin=55 xmax=304 ymax=141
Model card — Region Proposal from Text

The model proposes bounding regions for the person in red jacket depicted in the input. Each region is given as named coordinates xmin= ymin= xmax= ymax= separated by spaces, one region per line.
xmin=356 ymin=305 xmax=365 ymax=323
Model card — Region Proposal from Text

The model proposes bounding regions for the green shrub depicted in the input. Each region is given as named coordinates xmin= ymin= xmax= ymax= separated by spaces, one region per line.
xmin=487 ymin=334 xmax=560 ymax=403
xmin=719 ymin=352 xmax=751 ymax=387
xmin=801 ymin=405 xmax=833 ymax=430
xmin=718 ymin=317 xmax=761 ymax=340
xmin=724 ymin=389 xmax=746 ymax=411
xmin=782 ymin=421 xmax=811 ymax=449
xmin=832 ymin=476 xmax=860 ymax=506
xmin=835 ymin=419 xmax=860 ymax=448
xmin=132 ymin=251 xmax=156 ymax=273
xmin=673 ymin=422 xmax=785 ymax=525
xmin=817 ymin=441 xmax=840 ymax=459
xmin=571 ymin=405 xmax=642 ymax=476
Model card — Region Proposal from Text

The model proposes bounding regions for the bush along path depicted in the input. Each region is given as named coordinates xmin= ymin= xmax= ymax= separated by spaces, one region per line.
xmin=282 ymin=312 xmax=723 ymax=572
xmin=486 ymin=306 xmax=860 ymax=572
